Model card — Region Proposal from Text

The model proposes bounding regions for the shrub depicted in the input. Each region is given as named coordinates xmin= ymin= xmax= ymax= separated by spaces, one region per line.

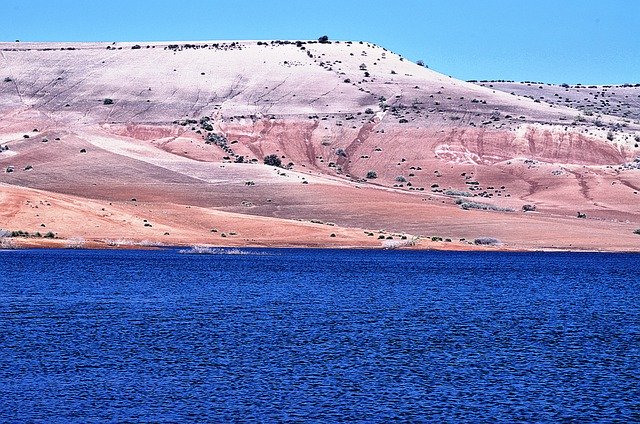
xmin=395 ymin=176 xmax=406 ymax=182
xmin=607 ymin=131 xmax=614 ymax=141
xmin=366 ymin=170 xmax=377 ymax=179
xmin=577 ymin=212 xmax=587 ymax=219
xmin=318 ymin=35 xmax=329 ymax=44
xmin=633 ymin=229 xmax=640 ymax=235
xmin=44 ymin=232 xmax=55 ymax=239
xmin=474 ymin=237 xmax=500 ymax=246
xmin=456 ymin=198 xmax=514 ymax=212
xmin=103 ymin=98 xmax=114 ymax=105
xmin=416 ymin=60 xmax=425 ymax=67
xmin=445 ymin=189 xmax=471 ymax=197
xmin=264 ymin=154 xmax=282 ymax=167
xmin=522 ymin=204 xmax=537 ymax=212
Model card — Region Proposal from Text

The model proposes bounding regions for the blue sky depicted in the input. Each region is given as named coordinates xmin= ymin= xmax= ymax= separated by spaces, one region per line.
xmin=2 ymin=0 xmax=639 ymax=84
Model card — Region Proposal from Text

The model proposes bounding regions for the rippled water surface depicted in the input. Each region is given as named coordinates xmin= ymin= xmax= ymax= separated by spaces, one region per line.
xmin=1 ymin=249 xmax=639 ymax=422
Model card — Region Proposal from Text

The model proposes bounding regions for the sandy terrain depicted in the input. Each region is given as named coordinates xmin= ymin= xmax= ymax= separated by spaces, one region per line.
xmin=1 ymin=40 xmax=639 ymax=250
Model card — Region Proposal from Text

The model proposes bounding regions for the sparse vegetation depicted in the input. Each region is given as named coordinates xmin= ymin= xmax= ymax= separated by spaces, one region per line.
xmin=199 ymin=116 xmax=214 ymax=131
xmin=474 ymin=237 xmax=501 ymax=246
xmin=445 ymin=189 xmax=471 ymax=197
xmin=455 ymin=198 xmax=514 ymax=212
xmin=264 ymin=154 xmax=282 ymax=167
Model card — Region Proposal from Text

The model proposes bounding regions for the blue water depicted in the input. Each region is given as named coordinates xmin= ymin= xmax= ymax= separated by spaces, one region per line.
xmin=0 ymin=249 xmax=638 ymax=422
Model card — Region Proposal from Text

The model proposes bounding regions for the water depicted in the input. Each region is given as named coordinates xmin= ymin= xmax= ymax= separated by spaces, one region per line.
xmin=0 ymin=249 xmax=638 ymax=422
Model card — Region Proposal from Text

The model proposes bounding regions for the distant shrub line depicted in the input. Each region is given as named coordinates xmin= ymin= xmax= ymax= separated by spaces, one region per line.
xmin=455 ymin=198 xmax=514 ymax=212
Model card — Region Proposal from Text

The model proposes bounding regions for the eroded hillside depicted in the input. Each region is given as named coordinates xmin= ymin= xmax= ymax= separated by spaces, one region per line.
xmin=1 ymin=40 xmax=639 ymax=250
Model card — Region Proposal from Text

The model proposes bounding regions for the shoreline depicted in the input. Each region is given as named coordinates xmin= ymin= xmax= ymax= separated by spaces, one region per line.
xmin=2 ymin=237 xmax=639 ymax=254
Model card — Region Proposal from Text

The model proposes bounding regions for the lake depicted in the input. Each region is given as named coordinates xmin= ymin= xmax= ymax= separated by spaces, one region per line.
xmin=1 ymin=248 xmax=638 ymax=422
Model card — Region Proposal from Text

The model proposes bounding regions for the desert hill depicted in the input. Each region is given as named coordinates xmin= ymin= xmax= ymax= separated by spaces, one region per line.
xmin=1 ymin=39 xmax=639 ymax=250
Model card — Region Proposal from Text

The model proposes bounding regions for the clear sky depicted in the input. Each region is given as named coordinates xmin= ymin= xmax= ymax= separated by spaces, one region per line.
xmin=2 ymin=0 xmax=639 ymax=85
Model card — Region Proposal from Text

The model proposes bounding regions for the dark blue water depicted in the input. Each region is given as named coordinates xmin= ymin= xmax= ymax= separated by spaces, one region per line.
xmin=1 ymin=249 xmax=639 ymax=422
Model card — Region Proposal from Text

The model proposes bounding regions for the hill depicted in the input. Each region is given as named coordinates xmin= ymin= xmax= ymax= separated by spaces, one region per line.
xmin=1 ymin=40 xmax=639 ymax=250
